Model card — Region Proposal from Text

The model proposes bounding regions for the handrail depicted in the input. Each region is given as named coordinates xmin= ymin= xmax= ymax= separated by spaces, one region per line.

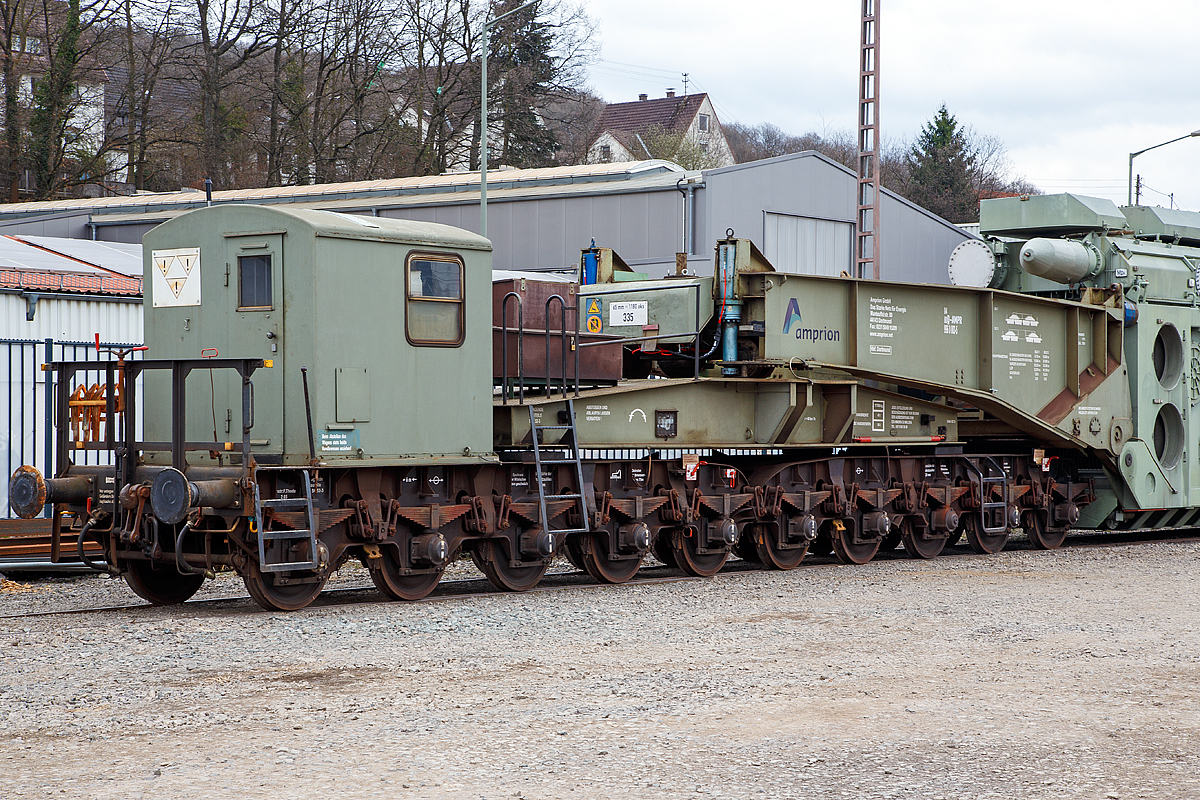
xmin=544 ymin=294 xmax=578 ymax=399
xmin=499 ymin=291 xmax=524 ymax=405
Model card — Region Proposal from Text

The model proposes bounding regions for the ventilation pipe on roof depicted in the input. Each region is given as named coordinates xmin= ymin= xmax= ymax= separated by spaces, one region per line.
xmin=666 ymin=89 xmax=675 ymax=98
xmin=638 ymin=93 xmax=648 ymax=101
xmin=204 ymin=177 xmax=212 ymax=206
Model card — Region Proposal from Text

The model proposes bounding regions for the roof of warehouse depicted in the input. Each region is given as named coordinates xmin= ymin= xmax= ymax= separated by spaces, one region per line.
xmin=88 ymin=169 xmax=697 ymax=227
xmin=0 ymin=235 xmax=142 ymax=296
xmin=0 ymin=161 xmax=686 ymax=221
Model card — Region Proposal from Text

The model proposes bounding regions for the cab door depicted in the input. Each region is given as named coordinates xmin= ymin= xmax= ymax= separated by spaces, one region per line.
xmin=224 ymin=232 xmax=285 ymax=460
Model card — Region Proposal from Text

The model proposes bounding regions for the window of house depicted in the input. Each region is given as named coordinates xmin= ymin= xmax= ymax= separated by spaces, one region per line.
xmin=238 ymin=254 xmax=272 ymax=309
xmin=599 ymin=144 xmax=611 ymax=162
xmin=698 ymin=113 xmax=710 ymax=132
xmin=700 ymin=141 xmax=709 ymax=154
xmin=406 ymin=253 xmax=464 ymax=346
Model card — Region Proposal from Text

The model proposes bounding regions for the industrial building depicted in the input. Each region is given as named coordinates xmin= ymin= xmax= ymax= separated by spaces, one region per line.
xmin=0 ymin=154 xmax=970 ymax=284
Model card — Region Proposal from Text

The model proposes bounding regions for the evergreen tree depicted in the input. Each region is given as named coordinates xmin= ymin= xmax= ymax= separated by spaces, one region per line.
xmin=29 ymin=0 xmax=84 ymax=200
xmin=489 ymin=1 xmax=557 ymax=168
xmin=904 ymin=105 xmax=979 ymax=223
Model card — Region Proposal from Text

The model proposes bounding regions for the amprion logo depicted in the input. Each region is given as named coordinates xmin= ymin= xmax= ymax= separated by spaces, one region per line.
xmin=783 ymin=297 xmax=804 ymax=334
xmin=781 ymin=297 xmax=840 ymax=342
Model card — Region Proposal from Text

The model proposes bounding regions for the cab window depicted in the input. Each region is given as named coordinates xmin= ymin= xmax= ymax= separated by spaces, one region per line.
xmin=406 ymin=253 xmax=464 ymax=346
xmin=238 ymin=254 xmax=272 ymax=309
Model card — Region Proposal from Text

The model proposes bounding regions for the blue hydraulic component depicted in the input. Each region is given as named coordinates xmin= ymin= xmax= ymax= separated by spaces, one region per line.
xmin=583 ymin=239 xmax=598 ymax=285
xmin=1123 ymin=299 xmax=1138 ymax=327
xmin=717 ymin=242 xmax=741 ymax=376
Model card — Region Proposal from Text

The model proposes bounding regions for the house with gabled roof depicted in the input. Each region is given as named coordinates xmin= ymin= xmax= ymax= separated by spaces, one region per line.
xmin=585 ymin=92 xmax=734 ymax=169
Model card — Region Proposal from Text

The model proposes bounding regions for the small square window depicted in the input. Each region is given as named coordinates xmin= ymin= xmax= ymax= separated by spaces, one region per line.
xmin=599 ymin=144 xmax=612 ymax=162
xmin=698 ymin=113 xmax=710 ymax=132
xmin=238 ymin=254 xmax=272 ymax=309
xmin=406 ymin=253 xmax=464 ymax=346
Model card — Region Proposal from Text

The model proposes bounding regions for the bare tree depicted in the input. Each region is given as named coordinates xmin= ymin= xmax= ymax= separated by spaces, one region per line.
xmin=179 ymin=0 xmax=273 ymax=188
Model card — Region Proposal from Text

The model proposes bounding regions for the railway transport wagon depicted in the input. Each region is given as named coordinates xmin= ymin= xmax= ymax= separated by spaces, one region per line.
xmin=10 ymin=194 xmax=1200 ymax=610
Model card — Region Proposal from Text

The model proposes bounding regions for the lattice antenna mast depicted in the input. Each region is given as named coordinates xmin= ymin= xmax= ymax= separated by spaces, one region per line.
xmin=856 ymin=0 xmax=880 ymax=279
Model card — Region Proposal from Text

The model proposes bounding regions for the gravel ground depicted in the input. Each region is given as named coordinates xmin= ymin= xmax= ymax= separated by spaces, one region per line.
xmin=2 ymin=541 xmax=1199 ymax=800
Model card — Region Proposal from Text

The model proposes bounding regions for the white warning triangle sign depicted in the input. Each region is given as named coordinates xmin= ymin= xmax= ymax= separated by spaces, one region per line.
xmin=151 ymin=247 xmax=202 ymax=307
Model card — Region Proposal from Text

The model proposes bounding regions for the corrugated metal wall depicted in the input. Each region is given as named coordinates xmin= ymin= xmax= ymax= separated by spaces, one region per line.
xmin=763 ymin=213 xmax=854 ymax=276
xmin=376 ymin=189 xmax=685 ymax=274
xmin=701 ymin=153 xmax=971 ymax=284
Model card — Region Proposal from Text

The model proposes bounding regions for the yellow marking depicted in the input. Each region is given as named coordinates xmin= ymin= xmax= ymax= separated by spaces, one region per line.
xmin=263 ymin=359 xmax=274 ymax=368
xmin=224 ymin=442 xmax=233 ymax=451
xmin=832 ymin=520 xmax=845 ymax=531
xmin=585 ymin=315 xmax=602 ymax=333
xmin=75 ymin=441 xmax=83 ymax=449
xmin=587 ymin=298 xmax=601 ymax=314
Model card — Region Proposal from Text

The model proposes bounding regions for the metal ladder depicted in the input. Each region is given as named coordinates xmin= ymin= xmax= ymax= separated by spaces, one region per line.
xmin=966 ymin=456 xmax=1010 ymax=534
xmin=529 ymin=398 xmax=590 ymax=537
xmin=253 ymin=468 xmax=319 ymax=572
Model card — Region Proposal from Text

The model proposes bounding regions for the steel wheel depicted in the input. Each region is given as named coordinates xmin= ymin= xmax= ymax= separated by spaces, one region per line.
xmin=900 ymin=516 xmax=946 ymax=560
xmin=830 ymin=520 xmax=880 ymax=565
xmin=1024 ymin=510 xmax=1067 ymax=550
xmin=369 ymin=545 xmax=444 ymax=601
xmin=963 ymin=514 xmax=1009 ymax=555
xmin=668 ymin=526 xmax=728 ymax=577
xmin=751 ymin=519 xmax=808 ymax=570
xmin=574 ymin=532 xmax=644 ymax=584
xmin=123 ymin=560 xmax=205 ymax=605
xmin=472 ymin=539 xmax=548 ymax=591
xmin=242 ymin=560 xmax=326 ymax=611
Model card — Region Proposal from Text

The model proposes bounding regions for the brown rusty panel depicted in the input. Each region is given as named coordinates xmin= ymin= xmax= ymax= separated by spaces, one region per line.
xmin=607 ymin=496 xmax=669 ymax=520
xmin=267 ymin=508 xmax=354 ymax=533
xmin=506 ymin=499 xmax=574 ymax=526
xmin=0 ymin=518 xmax=103 ymax=559
xmin=493 ymin=328 xmax=622 ymax=383
xmin=1036 ymin=355 xmax=1121 ymax=426
xmin=493 ymin=278 xmax=577 ymax=332
xmin=394 ymin=504 xmax=471 ymax=529
xmin=697 ymin=494 xmax=752 ymax=516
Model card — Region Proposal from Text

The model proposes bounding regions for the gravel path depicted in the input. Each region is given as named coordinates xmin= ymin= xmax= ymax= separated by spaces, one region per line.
xmin=2 ymin=541 xmax=1199 ymax=799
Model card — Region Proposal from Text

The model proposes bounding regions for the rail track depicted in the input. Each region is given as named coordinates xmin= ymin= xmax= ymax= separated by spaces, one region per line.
xmin=3 ymin=527 xmax=1197 ymax=621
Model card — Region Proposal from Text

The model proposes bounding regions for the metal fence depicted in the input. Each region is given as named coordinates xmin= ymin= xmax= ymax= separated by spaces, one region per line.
xmin=1 ymin=337 xmax=144 ymax=518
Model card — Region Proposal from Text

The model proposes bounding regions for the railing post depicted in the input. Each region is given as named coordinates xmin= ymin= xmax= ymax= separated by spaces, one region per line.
xmin=43 ymin=337 xmax=53 ymax=515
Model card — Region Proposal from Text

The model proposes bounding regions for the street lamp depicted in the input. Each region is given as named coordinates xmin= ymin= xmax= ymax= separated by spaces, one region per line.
xmin=481 ymin=0 xmax=539 ymax=238
xmin=1128 ymin=129 xmax=1200 ymax=206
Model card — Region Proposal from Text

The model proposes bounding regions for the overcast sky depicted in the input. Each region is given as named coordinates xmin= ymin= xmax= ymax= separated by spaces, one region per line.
xmin=580 ymin=0 xmax=1200 ymax=213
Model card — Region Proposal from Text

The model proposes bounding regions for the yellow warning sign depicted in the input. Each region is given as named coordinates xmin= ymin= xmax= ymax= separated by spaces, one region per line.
xmin=585 ymin=315 xmax=603 ymax=333
xmin=587 ymin=298 xmax=601 ymax=314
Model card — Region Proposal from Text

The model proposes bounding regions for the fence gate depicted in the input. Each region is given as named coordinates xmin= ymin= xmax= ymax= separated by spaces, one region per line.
xmin=1 ymin=338 xmax=144 ymax=518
